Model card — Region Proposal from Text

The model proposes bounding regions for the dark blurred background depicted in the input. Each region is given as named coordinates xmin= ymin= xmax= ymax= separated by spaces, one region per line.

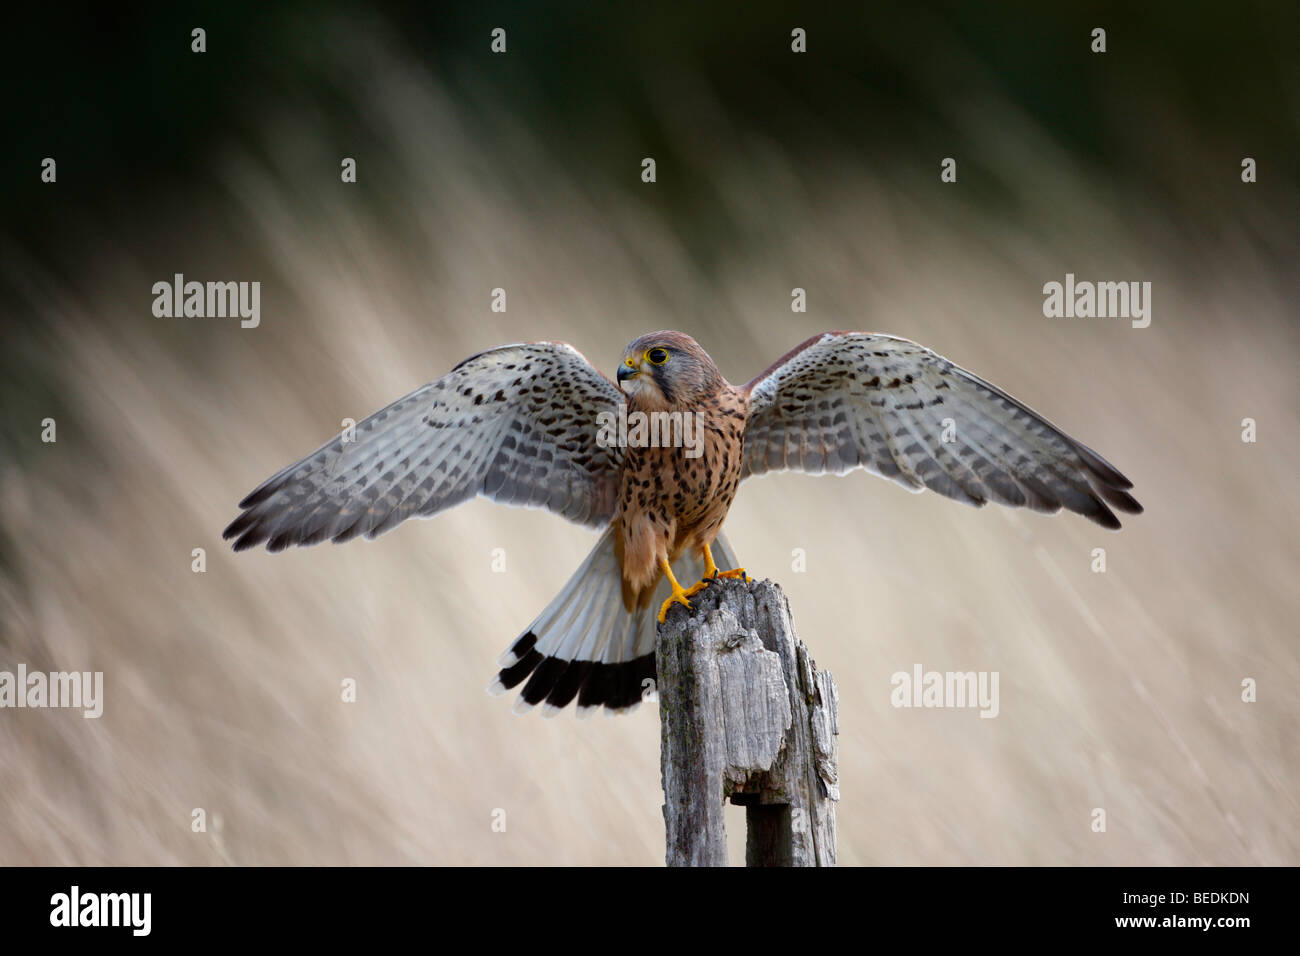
xmin=1 ymin=2 xmax=1296 ymax=864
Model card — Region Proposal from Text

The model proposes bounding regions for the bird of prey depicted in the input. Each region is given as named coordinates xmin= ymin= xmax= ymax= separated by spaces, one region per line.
xmin=224 ymin=330 xmax=1141 ymax=716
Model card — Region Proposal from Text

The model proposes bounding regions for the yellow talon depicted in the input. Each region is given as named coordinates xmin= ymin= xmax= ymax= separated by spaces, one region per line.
xmin=657 ymin=592 xmax=691 ymax=624
xmin=656 ymin=550 xmax=751 ymax=624
xmin=657 ymin=557 xmax=693 ymax=623
xmin=701 ymin=543 xmax=749 ymax=582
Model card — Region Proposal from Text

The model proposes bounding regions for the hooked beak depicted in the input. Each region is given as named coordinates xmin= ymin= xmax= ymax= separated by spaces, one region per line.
xmin=617 ymin=362 xmax=638 ymax=383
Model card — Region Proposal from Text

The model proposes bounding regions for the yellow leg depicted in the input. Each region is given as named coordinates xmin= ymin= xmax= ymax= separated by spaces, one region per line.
xmin=703 ymin=542 xmax=748 ymax=582
xmin=702 ymin=544 xmax=719 ymax=578
xmin=657 ymin=558 xmax=694 ymax=623
xmin=659 ymin=547 xmax=754 ymax=623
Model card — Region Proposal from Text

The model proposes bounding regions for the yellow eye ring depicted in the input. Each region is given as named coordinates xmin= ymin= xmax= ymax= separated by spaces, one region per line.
xmin=645 ymin=348 xmax=669 ymax=366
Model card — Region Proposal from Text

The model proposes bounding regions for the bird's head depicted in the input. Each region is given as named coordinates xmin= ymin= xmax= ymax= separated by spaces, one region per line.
xmin=616 ymin=331 xmax=723 ymax=409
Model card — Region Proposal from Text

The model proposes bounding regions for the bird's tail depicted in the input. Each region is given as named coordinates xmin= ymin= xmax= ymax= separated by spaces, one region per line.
xmin=487 ymin=527 xmax=740 ymax=717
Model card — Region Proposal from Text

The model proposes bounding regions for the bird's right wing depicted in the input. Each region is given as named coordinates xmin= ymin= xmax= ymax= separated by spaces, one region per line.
xmin=224 ymin=342 xmax=625 ymax=552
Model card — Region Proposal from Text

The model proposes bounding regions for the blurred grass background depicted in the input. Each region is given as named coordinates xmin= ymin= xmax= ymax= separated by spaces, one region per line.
xmin=1 ymin=1 xmax=1296 ymax=864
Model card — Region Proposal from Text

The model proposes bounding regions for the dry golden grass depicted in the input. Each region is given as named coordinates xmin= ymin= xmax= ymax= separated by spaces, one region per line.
xmin=2 ymin=36 xmax=1296 ymax=865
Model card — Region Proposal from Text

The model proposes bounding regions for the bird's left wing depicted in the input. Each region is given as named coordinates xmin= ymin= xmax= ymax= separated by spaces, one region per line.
xmin=741 ymin=331 xmax=1142 ymax=529
xmin=224 ymin=342 xmax=625 ymax=552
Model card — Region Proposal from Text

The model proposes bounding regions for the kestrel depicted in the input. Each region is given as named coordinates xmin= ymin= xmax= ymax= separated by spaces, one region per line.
xmin=224 ymin=330 xmax=1141 ymax=715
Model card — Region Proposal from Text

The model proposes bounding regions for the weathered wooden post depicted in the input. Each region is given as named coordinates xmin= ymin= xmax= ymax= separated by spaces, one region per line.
xmin=657 ymin=576 xmax=839 ymax=866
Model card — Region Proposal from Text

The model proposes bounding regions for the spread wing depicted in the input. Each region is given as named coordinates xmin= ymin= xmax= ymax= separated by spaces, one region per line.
xmin=741 ymin=331 xmax=1142 ymax=529
xmin=224 ymin=342 xmax=624 ymax=552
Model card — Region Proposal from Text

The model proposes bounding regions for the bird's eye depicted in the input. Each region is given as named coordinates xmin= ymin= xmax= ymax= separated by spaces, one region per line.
xmin=646 ymin=348 xmax=669 ymax=366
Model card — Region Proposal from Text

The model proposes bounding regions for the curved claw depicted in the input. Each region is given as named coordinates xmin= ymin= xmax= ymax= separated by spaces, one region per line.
xmin=657 ymin=590 xmax=692 ymax=624
xmin=657 ymin=553 xmax=750 ymax=624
